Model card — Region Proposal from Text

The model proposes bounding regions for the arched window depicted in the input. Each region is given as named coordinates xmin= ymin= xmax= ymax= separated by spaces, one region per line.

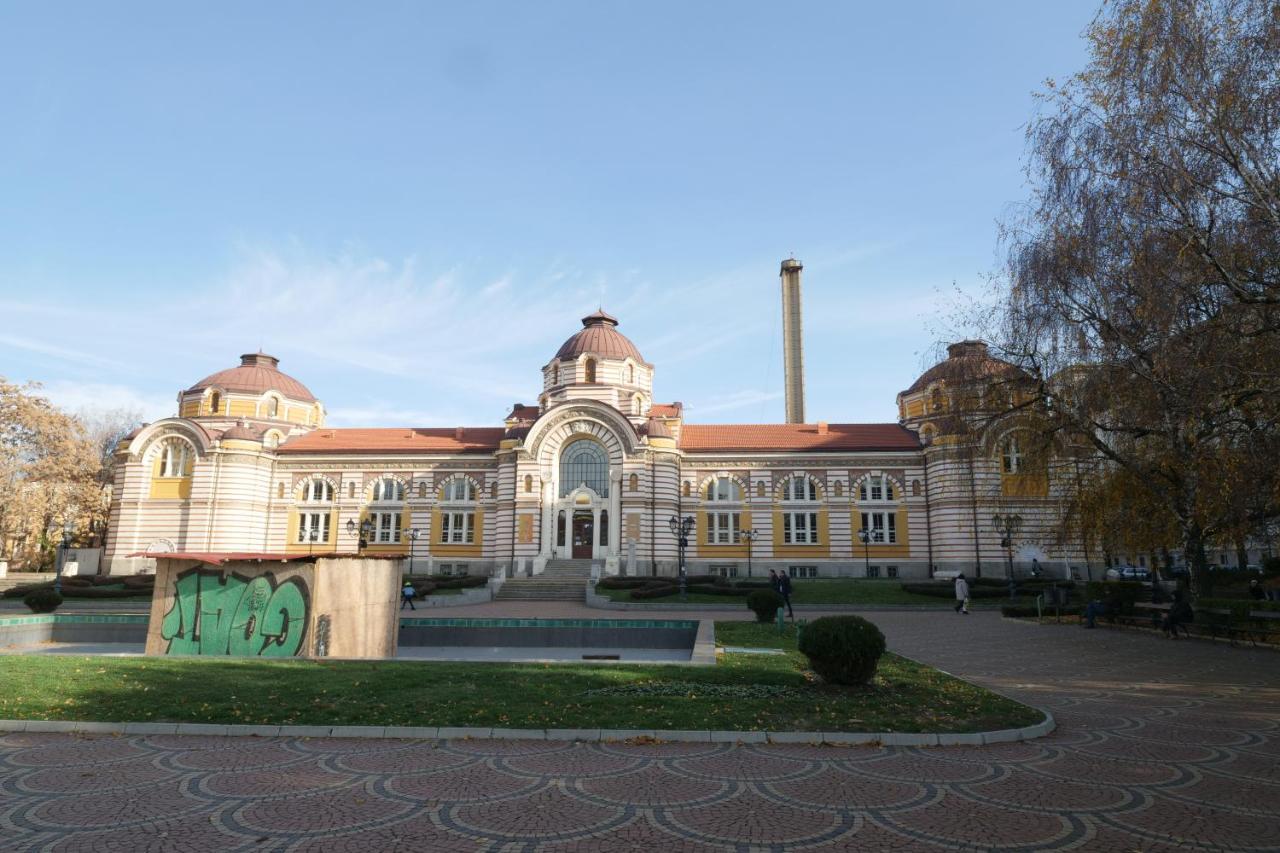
xmin=440 ymin=476 xmax=476 ymax=502
xmin=551 ymin=363 xmax=559 ymax=384
xmin=300 ymin=478 xmax=333 ymax=502
xmin=858 ymin=475 xmax=894 ymax=502
xmin=208 ymin=391 xmax=221 ymax=415
xmin=781 ymin=475 xmax=817 ymax=502
xmin=627 ymin=364 xmax=635 ymax=384
xmin=584 ymin=358 xmax=597 ymax=384
xmin=632 ymin=394 xmax=643 ymax=416
xmin=628 ymin=473 xmax=638 ymax=492
xmin=277 ymin=482 xmax=285 ymax=499
xmin=705 ymin=477 xmax=742 ymax=502
xmin=756 ymin=481 xmax=765 ymax=498
xmin=490 ymin=481 xmax=498 ymax=499
xmin=348 ymin=481 xmax=356 ymax=499
xmin=418 ymin=482 xmax=427 ymax=499
xmin=267 ymin=397 xmax=279 ymax=418
xmin=1001 ymin=437 xmax=1024 ymax=474
xmin=912 ymin=479 xmax=921 ymax=497
xmin=930 ymin=388 xmax=943 ymax=412
xmin=834 ymin=482 xmax=844 ymax=498
xmin=682 ymin=481 xmax=691 ymax=498
xmin=371 ymin=477 xmax=404 ymax=502
xmin=156 ymin=438 xmax=191 ymax=478
xmin=524 ymin=474 xmax=534 ymax=493
xmin=920 ymin=424 xmax=936 ymax=445
xmin=264 ymin=431 xmax=283 ymax=449
xmin=559 ymin=439 xmax=609 ymax=497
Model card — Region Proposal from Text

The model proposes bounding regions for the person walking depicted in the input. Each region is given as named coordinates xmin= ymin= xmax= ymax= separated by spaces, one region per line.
xmin=954 ymin=573 xmax=970 ymax=615
xmin=401 ymin=581 xmax=417 ymax=611
xmin=769 ymin=569 xmax=780 ymax=594
xmin=778 ymin=570 xmax=794 ymax=618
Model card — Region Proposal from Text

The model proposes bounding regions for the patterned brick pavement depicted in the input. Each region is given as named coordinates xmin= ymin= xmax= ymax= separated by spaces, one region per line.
xmin=2 ymin=611 xmax=1277 ymax=851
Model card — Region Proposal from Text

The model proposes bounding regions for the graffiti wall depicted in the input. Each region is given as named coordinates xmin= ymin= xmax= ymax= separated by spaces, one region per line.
xmin=145 ymin=556 xmax=400 ymax=659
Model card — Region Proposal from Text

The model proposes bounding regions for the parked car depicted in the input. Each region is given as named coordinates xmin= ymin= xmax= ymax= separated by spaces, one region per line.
xmin=1105 ymin=566 xmax=1152 ymax=581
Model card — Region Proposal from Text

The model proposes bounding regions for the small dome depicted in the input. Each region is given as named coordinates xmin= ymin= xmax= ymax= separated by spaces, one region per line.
xmin=186 ymin=352 xmax=317 ymax=403
xmin=644 ymin=417 xmax=673 ymax=439
xmin=554 ymin=310 xmax=645 ymax=363
xmin=904 ymin=340 xmax=1024 ymax=395
xmin=220 ymin=421 xmax=263 ymax=442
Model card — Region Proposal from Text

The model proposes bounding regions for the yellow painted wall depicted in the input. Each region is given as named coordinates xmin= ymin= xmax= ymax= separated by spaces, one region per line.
xmin=771 ymin=510 xmax=830 ymax=558
xmin=148 ymin=454 xmax=193 ymax=500
xmin=179 ymin=401 xmax=200 ymax=418
xmin=227 ymin=399 xmax=257 ymax=417
xmin=429 ymin=507 xmax=484 ymax=556
xmin=1002 ymin=472 xmax=1049 ymax=497
xmin=284 ymin=507 xmax=339 ymax=553
xmin=905 ymin=398 xmax=924 ymax=418
xmin=851 ymin=506 xmax=911 ymax=558
xmin=363 ymin=506 xmax=414 ymax=554
xmin=697 ymin=510 xmax=751 ymax=558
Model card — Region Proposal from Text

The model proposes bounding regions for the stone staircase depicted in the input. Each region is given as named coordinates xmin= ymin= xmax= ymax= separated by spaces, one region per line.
xmin=494 ymin=559 xmax=593 ymax=601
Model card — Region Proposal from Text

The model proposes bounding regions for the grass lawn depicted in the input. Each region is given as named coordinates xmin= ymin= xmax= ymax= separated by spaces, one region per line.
xmin=595 ymin=578 xmax=1039 ymax=607
xmin=0 ymin=621 xmax=1039 ymax=733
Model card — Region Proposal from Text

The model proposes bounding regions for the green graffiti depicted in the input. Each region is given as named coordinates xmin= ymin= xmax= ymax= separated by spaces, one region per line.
xmin=160 ymin=568 xmax=309 ymax=657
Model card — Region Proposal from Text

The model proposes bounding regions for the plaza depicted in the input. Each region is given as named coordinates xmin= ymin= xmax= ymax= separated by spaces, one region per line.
xmin=3 ymin=607 xmax=1276 ymax=851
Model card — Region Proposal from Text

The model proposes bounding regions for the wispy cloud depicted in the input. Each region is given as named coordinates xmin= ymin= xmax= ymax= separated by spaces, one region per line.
xmin=37 ymin=380 xmax=175 ymax=422
xmin=687 ymin=389 xmax=783 ymax=416
xmin=0 ymin=334 xmax=126 ymax=370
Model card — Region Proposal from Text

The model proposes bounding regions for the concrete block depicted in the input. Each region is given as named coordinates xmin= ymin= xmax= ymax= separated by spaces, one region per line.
xmin=489 ymin=728 xmax=547 ymax=740
xmin=982 ymin=729 xmax=1025 ymax=744
xmin=821 ymin=732 xmax=879 ymax=746
xmin=23 ymin=720 xmax=77 ymax=733
xmin=0 ymin=720 xmax=28 ymax=733
xmin=654 ymin=730 xmax=712 ymax=742
xmin=545 ymin=728 xmax=602 ymax=741
xmin=383 ymin=726 xmax=440 ymax=740
xmin=175 ymin=723 xmax=232 ymax=736
xmin=281 ymin=726 xmax=334 ymax=738
xmin=225 ymin=725 xmax=282 ymax=738
xmin=766 ymin=731 xmax=822 ymax=744
xmin=436 ymin=726 xmax=492 ymax=740
xmin=710 ymin=730 xmax=768 ymax=744
xmin=72 ymin=721 xmax=125 ymax=734
xmin=123 ymin=722 xmax=180 ymax=736
xmin=880 ymin=732 xmax=940 ymax=747
xmin=936 ymin=733 xmax=985 ymax=746
xmin=327 ymin=726 xmax=387 ymax=739
xmin=600 ymin=729 xmax=656 ymax=741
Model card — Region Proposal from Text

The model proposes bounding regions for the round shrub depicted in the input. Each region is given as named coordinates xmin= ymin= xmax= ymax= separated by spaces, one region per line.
xmin=24 ymin=587 xmax=63 ymax=613
xmin=796 ymin=615 xmax=886 ymax=685
xmin=746 ymin=589 xmax=785 ymax=622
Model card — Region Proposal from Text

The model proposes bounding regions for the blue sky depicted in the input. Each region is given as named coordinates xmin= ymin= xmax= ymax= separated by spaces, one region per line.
xmin=0 ymin=2 xmax=1095 ymax=428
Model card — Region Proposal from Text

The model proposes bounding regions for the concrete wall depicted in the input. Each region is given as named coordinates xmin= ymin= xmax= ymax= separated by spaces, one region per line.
xmin=145 ymin=556 xmax=399 ymax=659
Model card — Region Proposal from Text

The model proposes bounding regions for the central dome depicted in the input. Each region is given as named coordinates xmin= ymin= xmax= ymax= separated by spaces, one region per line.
xmin=554 ymin=310 xmax=646 ymax=362
xmin=186 ymin=353 xmax=317 ymax=402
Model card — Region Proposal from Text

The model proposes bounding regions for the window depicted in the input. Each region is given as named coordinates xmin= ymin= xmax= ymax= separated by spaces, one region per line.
xmin=208 ymin=392 xmax=221 ymax=414
xmin=348 ymin=481 xmax=356 ymax=499
xmin=559 ymin=440 xmax=609 ymax=497
xmin=912 ymin=479 xmax=921 ymax=497
xmin=887 ymin=565 xmax=899 ymax=578
xmin=439 ymin=563 xmax=470 ymax=576
xmin=301 ymin=479 xmax=333 ymax=502
xmin=788 ymin=565 xmax=817 ymax=579
xmin=706 ymin=512 xmax=740 ymax=544
xmin=267 ymin=397 xmax=279 ymax=418
xmin=371 ymin=478 xmax=404 ymax=502
xmin=1001 ymin=437 xmax=1023 ymax=474
xmin=782 ymin=512 xmax=819 ymax=544
xmin=866 ymin=565 xmax=880 ymax=578
xmin=930 ymin=388 xmax=943 ymax=412
xmin=440 ymin=511 xmax=474 ymax=544
xmin=418 ymin=482 xmax=427 ymax=499
xmin=584 ymin=358 xmax=597 ymax=384
xmin=859 ymin=475 xmax=893 ymax=502
xmin=372 ymin=511 xmax=401 ymax=543
xmin=705 ymin=476 xmax=742 ymax=502
xmin=627 ymin=364 xmax=635 ymax=384
xmin=628 ymin=473 xmax=638 ymax=492
xmin=277 ymin=482 xmax=285 ymax=499
xmin=264 ymin=431 xmax=281 ymax=449
xmin=712 ymin=564 xmax=738 ymax=578
xmin=756 ymin=481 xmax=765 ymax=498
xmin=157 ymin=439 xmax=190 ymax=478
xmin=782 ymin=476 xmax=817 ymax=502
xmin=551 ymin=364 xmax=559 ymax=384
xmin=682 ymin=481 xmax=691 ymax=497
xmin=834 ymin=482 xmax=843 ymax=498
xmin=441 ymin=476 xmax=476 ymax=502
xmin=632 ymin=394 xmax=643 ymax=416
xmin=298 ymin=511 xmax=330 ymax=543
xmin=859 ymin=511 xmax=897 ymax=544
xmin=490 ymin=482 xmax=498 ymax=499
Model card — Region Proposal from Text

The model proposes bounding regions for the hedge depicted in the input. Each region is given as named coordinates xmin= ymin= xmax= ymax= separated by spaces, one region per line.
xmin=1195 ymin=597 xmax=1280 ymax=616
xmin=597 ymin=577 xmax=655 ymax=590
xmin=1001 ymin=604 xmax=1082 ymax=618
xmin=1084 ymin=581 xmax=1144 ymax=616
xmin=900 ymin=583 xmax=1006 ymax=599
xmin=630 ymin=584 xmax=681 ymax=600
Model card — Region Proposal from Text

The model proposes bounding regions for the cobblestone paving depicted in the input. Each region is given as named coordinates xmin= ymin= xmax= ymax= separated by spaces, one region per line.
xmin=2 ymin=612 xmax=1278 ymax=851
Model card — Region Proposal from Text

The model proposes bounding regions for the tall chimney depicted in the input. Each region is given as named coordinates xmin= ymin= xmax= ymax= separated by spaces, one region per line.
xmin=780 ymin=258 xmax=806 ymax=424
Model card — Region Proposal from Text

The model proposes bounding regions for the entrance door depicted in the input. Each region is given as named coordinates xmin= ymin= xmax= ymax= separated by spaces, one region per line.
xmin=572 ymin=512 xmax=594 ymax=559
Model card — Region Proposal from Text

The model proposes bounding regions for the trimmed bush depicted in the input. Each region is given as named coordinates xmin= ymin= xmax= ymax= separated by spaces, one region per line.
xmin=1001 ymin=604 xmax=1082 ymax=618
xmin=24 ymin=587 xmax=63 ymax=613
xmin=431 ymin=575 xmax=487 ymax=590
xmin=597 ymin=577 xmax=654 ymax=590
xmin=685 ymin=583 xmax=749 ymax=596
xmin=61 ymin=586 xmax=151 ymax=599
xmin=746 ymin=589 xmax=785 ymax=622
xmin=796 ymin=615 xmax=886 ymax=685
xmin=900 ymin=583 xmax=1006 ymax=599
xmin=729 ymin=580 xmax=772 ymax=590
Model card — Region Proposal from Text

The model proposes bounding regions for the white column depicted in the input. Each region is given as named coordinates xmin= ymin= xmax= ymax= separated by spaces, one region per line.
xmin=592 ymin=507 xmax=601 ymax=557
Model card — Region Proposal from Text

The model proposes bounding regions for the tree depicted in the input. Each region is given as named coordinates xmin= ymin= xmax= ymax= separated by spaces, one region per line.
xmin=994 ymin=0 xmax=1280 ymax=596
xmin=76 ymin=407 xmax=145 ymax=545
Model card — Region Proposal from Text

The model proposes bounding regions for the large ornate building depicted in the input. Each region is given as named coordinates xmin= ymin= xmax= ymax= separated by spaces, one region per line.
xmin=105 ymin=305 xmax=1089 ymax=580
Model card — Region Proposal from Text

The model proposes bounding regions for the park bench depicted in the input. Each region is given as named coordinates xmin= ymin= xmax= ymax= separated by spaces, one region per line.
xmin=1132 ymin=602 xmax=1193 ymax=638
xmin=1240 ymin=610 xmax=1280 ymax=647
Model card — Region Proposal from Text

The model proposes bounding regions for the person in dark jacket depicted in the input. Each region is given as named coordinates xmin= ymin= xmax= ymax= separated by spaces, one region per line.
xmin=778 ymin=571 xmax=794 ymax=617
xmin=1162 ymin=589 xmax=1192 ymax=638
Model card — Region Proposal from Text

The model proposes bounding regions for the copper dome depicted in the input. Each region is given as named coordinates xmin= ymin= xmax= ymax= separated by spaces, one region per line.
xmin=220 ymin=421 xmax=264 ymax=442
xmin=903 ymin=341 xmax=1024 ymax=395
xmin=554 ymin=311 xmax=646 ymax=363
xmin=186 ymin=353 xmax=317 ymax=403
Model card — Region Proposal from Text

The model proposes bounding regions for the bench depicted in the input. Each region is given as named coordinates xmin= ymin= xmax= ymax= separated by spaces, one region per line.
xmin=1240 ymin=610 xmax=1280 ymax=647
xmin=1132 ymin=602 xmax=1193 ymax=638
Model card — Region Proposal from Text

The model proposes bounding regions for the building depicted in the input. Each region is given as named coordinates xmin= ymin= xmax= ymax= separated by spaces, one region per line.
xmin=105 ymin=289 xmax=1092 ymax=580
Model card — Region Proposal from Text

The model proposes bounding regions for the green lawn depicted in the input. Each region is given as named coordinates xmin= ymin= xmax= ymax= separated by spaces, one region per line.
xmin=596 ymin=578 xmax=1038 ymax=607
xmin=0 ymin=621 xmax=1039 ymax=733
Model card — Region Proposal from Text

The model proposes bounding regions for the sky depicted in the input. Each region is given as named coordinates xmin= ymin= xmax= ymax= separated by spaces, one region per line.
xmin=0 ymin=2 xmax=1098 ymax=429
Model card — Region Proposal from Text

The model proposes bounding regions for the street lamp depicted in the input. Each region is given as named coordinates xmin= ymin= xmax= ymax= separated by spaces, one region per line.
xmin=306 ymin=527 xmax=320 ymax=556
xmin=857 ymin=528 xmax=871 ymax=578
xmin=346 ymin=518 xmax=374 ymax=553
xmin=405 ymin=528 xmax=421 ymax=575
xmin=53 ymin=519 xmax=74 ymax=595
xmin=667 ymin=515 xmax=694 ymax=599
xmin=992 ymin=513 xmax=1022 ymax=599
xmin=740 ymin=529 xmax=760 ymax=578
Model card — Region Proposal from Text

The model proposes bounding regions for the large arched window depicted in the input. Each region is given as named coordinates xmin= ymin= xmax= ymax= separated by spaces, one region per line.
xmin=779 ymin=475 xmax=819 ymax=546
xmin=439 ymin=475 xmax=477 ymax=545
xmin=559 ymin=439 xmax=609 ymax=497
xmin=584 ymin=358 xmax=597 ymax=384
xmin=299 ymin=478 xmax=333 ymax=502
xmin=370 ymin=477 xmax=404 ymax=502
xmin=857 ymin=475 xmax=899 ymax=545
xmin=1001 ymin=437 xmax=1024 ymax=474
xmin=705 ymin=477 xmax=742 ymax=502
xmin=439 ymin=475 xmax=476 ymax=502
xmin=208 ymin=391 xmax=221 ymax=415
xmin=156 ymin=438 xmax=191 ymax=479
xmin=858 ymin=475 xmax=894 ymax=502
xmin=781 ymin=475 xmax=817 ymax=502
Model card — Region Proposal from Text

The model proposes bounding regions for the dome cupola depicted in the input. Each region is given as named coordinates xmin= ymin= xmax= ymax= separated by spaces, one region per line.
xmin=541 ymin=310 xmax=654 ymax=419
xmin=554 ymin=310 xmax=646 ymax=362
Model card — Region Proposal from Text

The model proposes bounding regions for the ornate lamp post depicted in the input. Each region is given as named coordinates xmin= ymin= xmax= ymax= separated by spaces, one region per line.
xmin=306 ymin=527 xmax=320 ymax=556
xmin=405 ymin=528 xmax=421 ymax=575
xmin=993 ymin=513 xmax=1022 ymax=599
xmin=346 ymin=518 xmax=374 ymax=554
xmin=857 ymin=528 xmax=871 ymax=578
xmin=52 ymin=519 xmax=75 ymax=595
xmin=667 ymin=515 xmax=694 ymax=600
xmin=740 ymin=528 xmax=760 ymax=578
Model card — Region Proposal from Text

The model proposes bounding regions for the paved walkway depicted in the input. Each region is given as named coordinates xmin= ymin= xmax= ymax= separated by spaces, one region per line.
xmin=2 ymin=612 xmax=1277 ymax=851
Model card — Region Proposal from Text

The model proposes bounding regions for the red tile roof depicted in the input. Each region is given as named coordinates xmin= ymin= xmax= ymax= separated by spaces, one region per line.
xmin=679 ymin=423 xmax=921 ymax=453
xmin=277 ymin=427 xmax=505 ymax=454
xmin=505 ymin=404 xmax=541 ymax=421
xmin=649 ymin=402 xmax=683 ymax=417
